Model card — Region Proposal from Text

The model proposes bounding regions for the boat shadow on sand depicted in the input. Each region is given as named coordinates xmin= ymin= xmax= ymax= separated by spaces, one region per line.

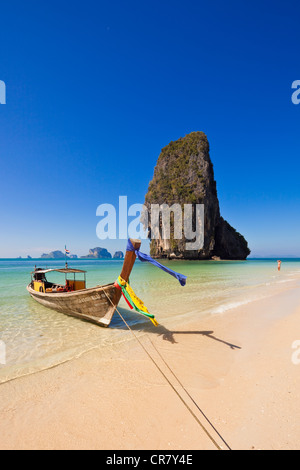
xmin=112 ymin=307 xmax=241 ymax=350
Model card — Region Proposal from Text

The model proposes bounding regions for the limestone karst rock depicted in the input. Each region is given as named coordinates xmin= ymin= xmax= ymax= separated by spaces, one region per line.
xmin=144 ymin=132 xmax=250 ymax=260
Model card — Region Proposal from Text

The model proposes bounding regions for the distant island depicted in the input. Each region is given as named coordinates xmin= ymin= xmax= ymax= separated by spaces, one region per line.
xmin=41 ymin=251 xmax=67 ymax=259
xmin=36 ymin=248 xmax=124 ymax=260
xmin=80 ymin=247 xmax=112 ymax=259
xmin=113 ymin=251 xmax=124 ymax=260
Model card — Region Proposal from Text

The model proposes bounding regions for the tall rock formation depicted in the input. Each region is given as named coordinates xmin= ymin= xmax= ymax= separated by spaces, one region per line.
xmin=144 ymin=132 xmax=250 ymax=260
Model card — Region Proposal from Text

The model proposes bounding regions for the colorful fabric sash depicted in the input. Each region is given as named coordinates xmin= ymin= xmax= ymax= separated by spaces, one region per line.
xmin=126 ymin=239 xmax=187 ymax=286
xmin=114 ymin=276 xmax=159 ymax=326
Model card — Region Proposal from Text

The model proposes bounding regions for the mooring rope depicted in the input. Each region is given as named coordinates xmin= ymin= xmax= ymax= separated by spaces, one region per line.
xmin=101 ymin=288 xmax=232 ymax=451
xmin=146 ymin=335 xmax=232 ymax=451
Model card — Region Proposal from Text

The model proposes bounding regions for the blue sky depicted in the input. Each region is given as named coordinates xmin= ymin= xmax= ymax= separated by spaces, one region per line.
xmin=0 ymin=0 xmax=300 ymax=257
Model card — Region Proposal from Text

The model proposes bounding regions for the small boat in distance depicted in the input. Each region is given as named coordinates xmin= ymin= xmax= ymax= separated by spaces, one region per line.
xmin=27 ymin=239 xmax=141 ymax=327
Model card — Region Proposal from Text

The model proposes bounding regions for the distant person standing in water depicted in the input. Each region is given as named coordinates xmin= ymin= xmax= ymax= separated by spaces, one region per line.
xmin=277 ymin=260 xmax=282 ymax=271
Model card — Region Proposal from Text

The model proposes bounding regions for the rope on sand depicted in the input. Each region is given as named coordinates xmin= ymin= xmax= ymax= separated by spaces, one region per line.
xmin=101 ymin=288 xmax=232 ymax=451
xmin=146 ymin=334 xmax=232 ymax=451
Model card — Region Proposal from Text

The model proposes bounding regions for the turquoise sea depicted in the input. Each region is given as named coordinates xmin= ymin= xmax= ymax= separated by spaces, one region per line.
xmin=1 ymin=258 xmax=300 ymax=383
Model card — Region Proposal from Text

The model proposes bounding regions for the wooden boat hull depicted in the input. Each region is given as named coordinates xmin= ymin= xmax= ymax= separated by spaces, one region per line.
xmin=27 ymin=283 xmax=118 ymax=326
xmin=27 ymin=239 xmax=142 ymax=327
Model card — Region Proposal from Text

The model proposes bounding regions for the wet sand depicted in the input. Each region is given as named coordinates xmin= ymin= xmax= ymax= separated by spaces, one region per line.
xmin=0 ymin=284 xmax=299 ymax=450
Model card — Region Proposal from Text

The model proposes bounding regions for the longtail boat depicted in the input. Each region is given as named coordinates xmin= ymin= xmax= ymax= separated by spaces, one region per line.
xmin=27 ymin=239 xmax=142 ymax=327
xmin=27 ymin=238 xmax=187 ymax=327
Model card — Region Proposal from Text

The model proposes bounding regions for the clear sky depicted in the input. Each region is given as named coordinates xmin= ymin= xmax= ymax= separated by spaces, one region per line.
xmin=0 ymin=0 xmax=300 ymax=258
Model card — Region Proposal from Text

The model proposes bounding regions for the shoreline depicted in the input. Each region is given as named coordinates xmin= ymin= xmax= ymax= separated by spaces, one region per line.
xmin=0 ymin=283 xmax=300 ymax=450
xmin=1 ymin=273 xmax=298 ymax=387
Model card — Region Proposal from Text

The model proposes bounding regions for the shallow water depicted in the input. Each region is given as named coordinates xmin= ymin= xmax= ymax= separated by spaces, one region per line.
xmin=0 ymin=258 xmax=300 ymax=383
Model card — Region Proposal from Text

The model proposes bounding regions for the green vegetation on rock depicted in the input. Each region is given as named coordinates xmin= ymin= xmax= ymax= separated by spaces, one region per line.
xmin=144 ymin=131 xmax=250 ymax=260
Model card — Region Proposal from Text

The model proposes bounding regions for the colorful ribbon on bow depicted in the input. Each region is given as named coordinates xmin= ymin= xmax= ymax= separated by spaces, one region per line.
xmin=126 ymin=239 xmax=187 ymax=286
xmin=114 ymin=276 xmax=159 ymax=327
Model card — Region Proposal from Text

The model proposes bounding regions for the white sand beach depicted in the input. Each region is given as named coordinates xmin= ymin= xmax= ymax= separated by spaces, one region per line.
xmin=0 ymin=282 xmax=299 ymax=450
